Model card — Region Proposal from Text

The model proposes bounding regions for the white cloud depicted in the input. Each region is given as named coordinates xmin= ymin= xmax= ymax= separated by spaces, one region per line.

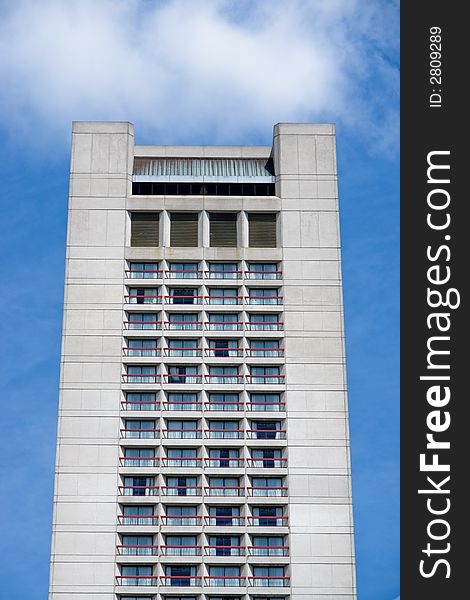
xmin=0 ymin=0 xmax=398 ymax=152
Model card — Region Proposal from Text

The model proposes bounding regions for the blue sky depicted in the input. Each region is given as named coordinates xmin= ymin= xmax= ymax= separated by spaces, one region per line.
xmin=0 ymin=1 xmax=399 ymax=598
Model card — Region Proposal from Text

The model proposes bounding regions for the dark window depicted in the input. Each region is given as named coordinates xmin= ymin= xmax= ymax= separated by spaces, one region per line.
xmin=209 ymin=213 xmax=237 ymax=247
xmin=170 ymin=213 xmax=198 ymax=246
xmin=248 ymin=213 xmax=277 ymax=248
xmin=132 ymin=182 xmax=275 ymax=196
xmin=130 ymin=212 xmax=159 ymax=247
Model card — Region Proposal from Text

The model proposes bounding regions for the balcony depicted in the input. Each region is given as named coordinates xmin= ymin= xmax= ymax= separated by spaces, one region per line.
xmin=204 ymin=374 xmax=244 ymax=385
xmin=245 ymin=295 xmax=283 ymax=305
xmin=121 ymin=400 xmax=160 ymax=411
xmin=204 ymin=515 xmax=244 ymax=526
xmin=246 ymin=375 xmax=285 ymax=385
xmin=163 ymin=347 xmax=202 ymax=357
xmin=247 ymin=486 xmax=288 ymax=497
xmin=160 ymin=545 xmax=202 ymax=556
xmin=248 ymin=545 xmax=289 ymax=556
xmin=124 ymin=319 xmax=162 ymax=330
xmin=205 ymin=348 xmax=244 ymax=358
xmin=204 ymin=486 xmax=243 ymax=497
xmin=246 ymin=429 xmax=286 ymax=440
xmin=205 ymin=429 xmax=243 ymax=440
xmin=117 ymin=544 xmax=158 ymax=556
xmin=205 ymin=321 xmax=243 ymax=331
xmin=165 ymin=269 xmax=203 ymax=279
xmin=165 ymin=295 xmax=203 ymax=305
xmin=126 ymin=268 xmax=163 ymax=279
xmin=120 ymin=428 xmax=159 ymax=439
xmin=247 ymin=458 xmax=287 ymax=468
xmin=116 ymin=575 xmax=157 ymax=586
xmin=245 ymin=270 xmax=282 ymax=280
xmin=164 ymin=320 xmax=203 ymax=331
xmin=122 ymin=373 xmax=160 ymax=384
xmin=205 ymin=545 xmax=245 ymax=556
xmin=161 ymin=458 xmax=202 ymax=468
xmin=163 ymin=374 xmax=202 ymax=385
xmin=246 ymin=348 xmax=284 ymax=358
xmin=204 ymin=458 xmax=244 ymax=468
xmin=162 ymin=429 xmax=202 ymax=439
xmin=245 ymin=321 xmax=283 ymax=331
xmin=248 ymin=576 xmax=290 ymax=587
xmin=125 ymin=294 xmax=162 ymax=304
xmin=204 ymin=400 xmax=244 ymax=411
xmin=247 ymin=516 xmax=288 ymax=527
xmin=123 ymin=346 xmax=161 ymax=357
xmin=205 ymin=269 xmax=242 ymax=279
xmin=161 ymin=515 xmax=202 ymax=526
xmin=118 ymin=485 xmax=159 ymax=496
xmin=160 ymin=576 xmax=201 ymax=587
xmin=161 ymin=485 xmax=202 ymax=496
xmin=247 ymin=401 xmax=285 ymax=412
xmin=205 ymin=295 xmax=243 ymax=305
xmin=119 ymin=456 xmax=158 ymax=467
xmin=205 ymin=576 xmax=244 ymax=587
xmin=162 ymin=400 xmax=202 ymax=411
xmin=118 ymin=514 xmax=159 ymax=526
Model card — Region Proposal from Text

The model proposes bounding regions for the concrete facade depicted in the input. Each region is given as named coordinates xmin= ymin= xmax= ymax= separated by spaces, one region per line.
xmin=49 ymin=121 xmax=356 ymax=600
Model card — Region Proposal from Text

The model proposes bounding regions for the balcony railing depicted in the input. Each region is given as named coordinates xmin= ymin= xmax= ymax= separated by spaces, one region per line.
xmin=161 ymin=515 xmax=202 ymax=526
xmin=205 ymin=270 xmax=242 ymax=279
xmin=247 ymin=486 xmax=288 ymax=497
xmin=246 ymin=375 xmax=285 ymax=385
xmin=204 ymin=401 xmax=244 ymax=411
xmin=204 ymin=458 xmax=244 ymax=468
xmin=164 ymin=295 xmax=203 ymax=305
xmin=120 ymin=428 xmax=160 ymax=439
xmin=204 ymin=486 xmax=244 ymax=497
xmin=118 ymin=514 xmax=159 ymax=526
xmin=244 ymin=270 xmax=282 ymax=280
xmin=161 ymin=458 xmax=202 ymax=468
xmin=163 ymin=347 xmax=202 ymax=357
xmin=126 ymin=268 xmax=163 ymax=279
xmin=245 ymin=295 xmax=283 ymax=305
xmin=246 ymin=429 xmax=286 ymax=440
xmin=247 ymin=516 xmax=288 ymax=527
xmin=205 ymin=545 xmax=245 ymax=556
xmin=205 ymin=576 xmax=244 ymax=587
xmin=118 ymin=485 xmax=159 ymax=496
xmin=124 ymin=319 xmax=162 ymax=330
xmin=161 ymin=485 xmax=202 ymax=496
xmin=204 ymin=515 xmax=245 ymax=526
xmin=117 ymin=544 xmax=158 ymax=555
xmin=163 ymin=374 xmax=202 ymax=385
xmin=121 ymin=400 xmax=160 ymax=411
xmin=164 ymin=320 xmax=203 ymax=331
xmin=160 ymin=576 xmax=201 ymax=586
xmin=162 ymin=400 xmax=202 ymax=411
xmin=248 ymin=576 xmax=290 ymax=587
xmin=122 ymin=373 xmax=160 ymax=384
xmin=205 ymin=429 xmax=244 ymax=439
xmin=119 ymin=456 xmax=158 ymax=467
xmin=123 ymin=346 xmax=161 ymax=357
xmin=161 ymin=429 xmax=202 ymax=439
xmin=247 ymin=458 xmax=287 ymax=468
xmin=116 ymin=575 xmax=157 ymax=586
xmin=248 ymin=545 xmax=289 ymax=556
xmin=205 ymin=295 xmax=243 ymax=305
xmin=204 ymin=374 xmax=244 ymax=385
xmin=125 ymin=294 xmax=162 ymax=304
xmin=160 ymin=545 xmax=202 ymax=556
xmin=165 ymin=269 xmax=203 ymax=279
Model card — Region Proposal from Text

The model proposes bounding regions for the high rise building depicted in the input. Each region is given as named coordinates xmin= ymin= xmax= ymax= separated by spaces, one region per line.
xmin=49 ymin=121 xmax=356 ymax=600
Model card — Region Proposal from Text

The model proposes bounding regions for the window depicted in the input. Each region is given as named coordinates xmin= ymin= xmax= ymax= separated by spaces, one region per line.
xmin=170 ymin=213 xmax=198 ymax=247
xmin=164 ymin=565 xmax=198 ymax=586
xmin=166 ymin=448 xmax=198 ymax=467
xmin=125 ymin=366 xmax=158 ymax=383
xmin=122 ymin=476 xmax=156 ymax=497
xmin=248 ymin=313 xmax=281 ymax=330
xmin=120 ymin=565 xmax=153 ymax=586
xmin=133 ymin=181 xmax=275 ymax=196
xmin=127 ymin=287 xmax=160 ymax=304
xmin=126 ymin=312 xmax=160 ymax=330
xmin=250 ymin=420 xmax=282 ymax=440
xmin=207 ymin=420 xmax=240 ymax=439
xmin=165 ymin=476 xmax=198 ymax=496
xmin=249 ymin=393 xmax=283 ymax=412
xmin=167 ymin=366 xmax=199 ymax=385
xmin=208 ymin=448 xmax=240 ymax=468
xmin=124 ymin=392 xmax=157 ymax=411
xmin=249 ymin=366 xmax=281 ymax=384
xmin=209 ymin=212 xmax=238 ymax=247
xmin=208 ymin=566 xmax=241 ymax=587
xmin=167 ymin=339 xmax=199 ymax=357
xmin=168 ymin=313 xmax=200 ymax=330
xmin=130 ymin=212 xmax=159 ymax=247
xmin=248 ymin=288 xmax=281 ymax=305
xmin=166 ymin=420 xmax=199 ymax=439
xmin=208 ymin=339 xmax=240 ymax=357
xmin=120 ymin=535 xmax=154 ymax=556
xmin=167 ymin=262 xmax=200 ymax=279
xmin=207 ymin=313 xmax=240 ymax=331
xmin=128 ymin=262 xmax=160 ymax=278
xmin=164 ymin=535 xmax=198 ymax=556
xmin=166 ymin=392 xmax=199 ymax=411
xmin=207 ymin=262 xmax=239 ymax=279
xmin=121 ymin=505 xmax=154 ymax=526
xmin=207 ymin=393 xmax=240 ymax=411
xmin=251 ymin=566 xmax=287 ymax=587
xmin=125 ymin=338 xmax=159 ymax=357
xmin=251 ymin=536 xmax=286 ymax=556
xmin=123 ymin=420 xmax=157 ymax=439
xmin=249 ymin=339 xmax=280 ymax=357
xmin=208 ymin=535 xmax=241 ymax=556
xmin=251 ymin=449 xmax=283 ymax=468
xmin=208 ymin=506 xmax=240 ymax=526
xmin=208 ymin=366 xmax=240 ymax=384
xmin=251 ymin=477 xmax=284 ymax=497
xmin=207 ymin=287 xmax=239 ymax=305
xmin=252 ymin=506 xmax=284 ymax=526
xmin=123 ymin=448 xmax=155 ymax=467
xmin=248 ymin=213 xmax=277 ymax=248
xmin=167 ymin=287 xmax=199 ymax=304
xmin=165 ymin=505 xmax=198 ymax=526
xmin=247 ymin=262 xmax=280 ymax=279
xmin=208 ymin=476 xmax=241 ymax=496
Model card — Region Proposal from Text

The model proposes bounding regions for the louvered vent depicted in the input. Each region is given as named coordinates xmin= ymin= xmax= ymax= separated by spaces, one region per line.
xmin=130 ymin=212 xmax=159 ymax=247
xmin=248 ymin=213 xmax=277 ymax=248
xmin=209 ymin=213 xmax=237 ymax=247
xmin=170 ymin=213 xmax=199 ymax=247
